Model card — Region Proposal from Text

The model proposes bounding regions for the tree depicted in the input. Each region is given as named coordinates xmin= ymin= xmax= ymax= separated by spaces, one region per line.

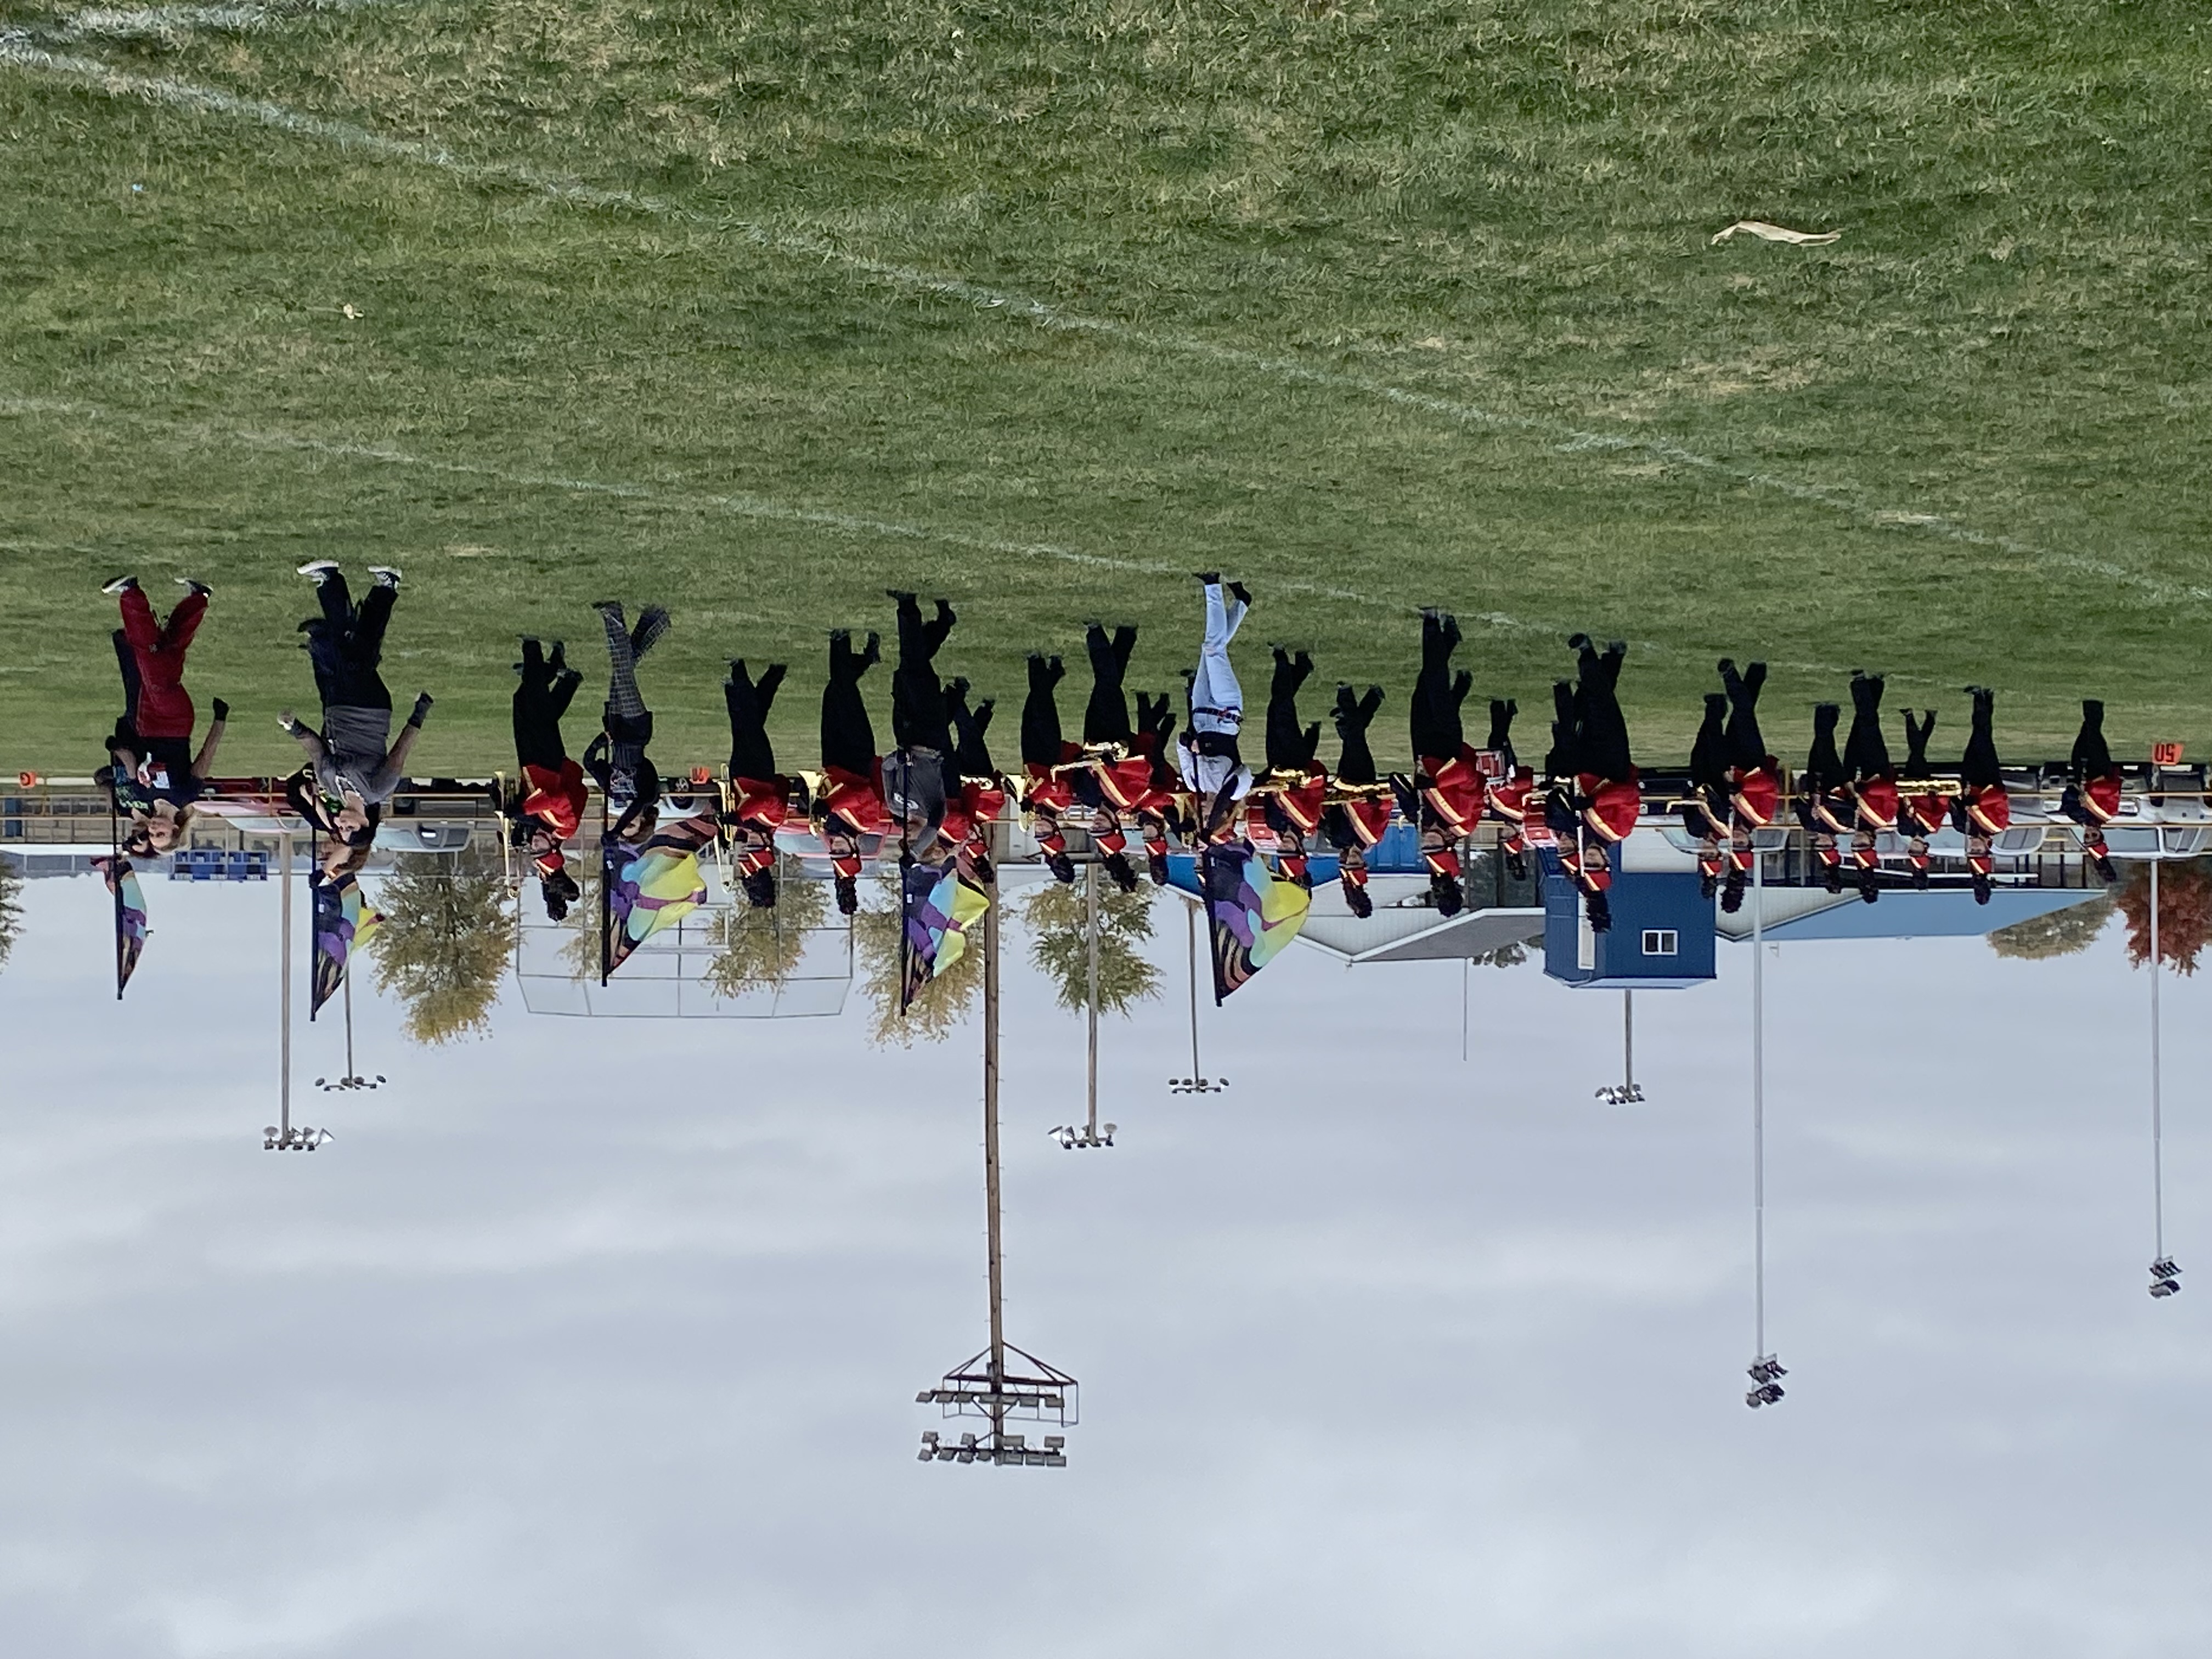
xmin=368 ymin=844 xmax=515 ymax=1045
xmin=0 ymin=856 xmax=20 ymax=973
xmin=704 ymin=857 xmax=828 ymax=1000
xmin=1989 ymin=894 xmax=2114 ymax=961
xmin=853 ymin=870 xmax=982 ymax=1047
xmin=1471 ymin=934 xmax=1538 ymax=969
xmin=1022 ymin=877 xmax=1161 ymax=1015
xmin=2114 ymin=859 xmax=2212 ymax=975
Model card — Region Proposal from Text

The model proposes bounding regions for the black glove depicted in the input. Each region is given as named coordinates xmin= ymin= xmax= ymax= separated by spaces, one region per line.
xmin=409 ymin=692 xmax=435 ymax=725
xmin=211 ymin=698 xmax=230 ymax=722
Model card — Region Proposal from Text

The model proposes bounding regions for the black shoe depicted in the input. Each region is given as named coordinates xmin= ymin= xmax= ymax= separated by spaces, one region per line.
xmin=1717 ymin=657 xmax=1735 ymax=677
xmin=886 ymin=588 xmax=917 ymax=604
xmin=861 ymin=631 xmax=882 ymax=669
xmin=1227 ymin=581 xmax=1252 ymax=607
xmin=1194 ymin=571 xmax=1221 ymax=585
xmin=1568 ymin=633 xmax=1592 ymax=652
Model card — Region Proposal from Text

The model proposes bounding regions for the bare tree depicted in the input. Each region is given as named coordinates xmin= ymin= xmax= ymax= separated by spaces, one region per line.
xmin=0 ymin=856 xmax=21 ymax=973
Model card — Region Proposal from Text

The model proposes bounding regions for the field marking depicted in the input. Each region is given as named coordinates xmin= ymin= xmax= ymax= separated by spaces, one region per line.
xmin=1 ymin=391 xmax=1574 ymax=641
xmin=4 ymin=41 xmax=2198 ymax=612
xmin=26 ymin=1 xmax=388 ymax=43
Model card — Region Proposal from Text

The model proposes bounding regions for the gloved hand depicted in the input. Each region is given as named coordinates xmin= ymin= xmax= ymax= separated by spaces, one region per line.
xmin=410 ymin=692 xmax=435 ymax=725
xmin=211 ymin=698 xmax=230 ymax=722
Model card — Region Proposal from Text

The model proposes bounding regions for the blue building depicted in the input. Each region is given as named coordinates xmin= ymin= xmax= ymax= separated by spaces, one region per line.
xmin=1541 ymin=858 xmax=1717 ymax=989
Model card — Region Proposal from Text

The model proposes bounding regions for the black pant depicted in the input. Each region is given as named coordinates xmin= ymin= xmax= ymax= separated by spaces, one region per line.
xmin=1571 ymin=640 xmax=1632 ymax=780
xmin=1803 ymin=703 xmax=1846 ymax=792
xmin=890 ymin=594 xmax=954 ymax=755
xmin=1334 ymin=684 xmax=1383 ymax=786
xmin=725 ymin=659 xmax=785 ymax=781
xmin=303 ymin=572 xmax=395 ymax=710
xmin=1022 ymin=653 xmax=1065 ymax=770
xmin=1719 ymin=659 xmax=1767 ymax=771
xmin=822 ymin=632 xmax=878 ymax=778
xmin=1961 ymin=688 xmax=2002 ymax=788
xmin=1485 ymin=698 xmax=1518 ymax=772
xmin=1410 ymin=610 xmax=1468 ymax=761
xmin=2072 ymin=698 xmax=2112 ymax=780
xmin=1684 ymin=693 xmax=1726 ymax=789
xmin=1902 ymin=708 xmax=1938 ymax=774
xmin=1083 ymin=623 xmax=1137 ymax=747
xmin=1265 ymin=647 xmax=1319 ymax=772
xmin=514 ymin=639 xmax=580 ymax=772
xmin=948 ymin=681 xmax=995 ymax=778
xmin=1844 ymin=673 xmax=1891 ymax=780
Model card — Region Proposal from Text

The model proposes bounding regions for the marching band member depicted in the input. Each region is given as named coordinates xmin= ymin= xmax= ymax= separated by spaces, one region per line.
xmin=583 ymin=597 xmax=670 ymax=844
xmin=1019 ymin=651 xmax=1080 ymax=884
xmin=724 ymin=654 xmax=793 ymax=909
xmin=1402 ymin=608 xmax=1480 ymax=916
xmin=1082 ymin=621 xmax=1140 ymax=751
xmin=1796 ymin=701 xmax=1853 ymax=891
xmin=1263 ymin=645 xmax=1323 ymax=779
xmin=2062 ymin=698 xmax=2124 ymax=882
xmin=815 ymin=627 xmax=888 ymax=915
xmin=1553 ymin=634 xmax=1640 ymax=930
xmin=511 ymin=636 xmax=586 ymax=919
xmin=1895 ymin=703 xmax=1945 ymax=887
xmin=1323 ymin=681 xmax=1391 ymax=918
xmin=1176 ymin=575 xmax=1255 ymax=843
xmin=1950 ymin=686 xmax=2010 ymax=904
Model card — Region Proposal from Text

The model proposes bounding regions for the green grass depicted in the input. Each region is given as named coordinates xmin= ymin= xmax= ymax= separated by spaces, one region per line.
xmin=3 ymin=0 xmax=2210 ymax=775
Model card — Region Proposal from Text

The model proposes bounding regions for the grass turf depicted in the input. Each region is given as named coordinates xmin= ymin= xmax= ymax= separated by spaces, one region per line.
xmin=2 ymin=0 xmax=2209 ymax=775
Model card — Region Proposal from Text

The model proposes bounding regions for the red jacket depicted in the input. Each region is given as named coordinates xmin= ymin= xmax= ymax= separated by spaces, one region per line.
xmin=1486 ymin=768 xmax=1536 ymax=825
xmin=1901 ymin=791 xmax=1949 ymax=836
xmin=729 ymin=775 xmax=789 ymax=830
xmin=940 ymin=780 xmax=1008 ymax=850
xmin=2081 ymin=772 xmax=2122 ymax=823
xmin=1420 ymin=747 xmax=1485 ymax=833
xmin=1578 ymin=769 xmax=1641 ymax=843
xmin=521 ymin=759 xmax=586 ymax=840
xmin=1023 ymin=760 xmax=1074 ymax=815
xmin=821 ymin=763 xmax=891 ymax=835
xmin=1333 ymin=795 xmax=1393 ymax=849
xmin=1268 ymin=776 xmax=1328 ymax=836
xmin=1962 ymin=782 xmax=2011 ymax=834
xmin=1730 ymin=761 xmax=1781 ymax=829
xmin=1851 ymin=774 xmax=1900 ymax=831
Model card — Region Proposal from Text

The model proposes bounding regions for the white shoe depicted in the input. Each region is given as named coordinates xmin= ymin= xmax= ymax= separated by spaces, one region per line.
xmin=177 ymin=577 xmax=212 ymax=597
xmin=101 ymin=575 xmax=138 ymax=595
xmin=297 ymin=559 xmax=340 ymax=579
xmin=368 ymin=566 xmax=402 ymax=588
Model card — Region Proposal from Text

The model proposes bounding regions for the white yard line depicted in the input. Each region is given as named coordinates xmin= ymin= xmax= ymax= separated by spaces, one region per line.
xmin=3 ymin=41 xmax=2191 ymax=611
xmin=35 ymin=1 xmax=388 ymax=43
xmin=2 ymin=392 xmax=1564 ymax=637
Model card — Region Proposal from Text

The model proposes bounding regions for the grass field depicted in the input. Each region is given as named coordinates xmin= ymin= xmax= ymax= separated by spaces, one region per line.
xmin=3 ymin=0 xmax=2210 ymax=775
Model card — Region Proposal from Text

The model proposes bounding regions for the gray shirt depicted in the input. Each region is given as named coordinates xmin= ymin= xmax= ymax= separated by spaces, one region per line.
xmin=305 ymin=705 xmax=402 ymax=804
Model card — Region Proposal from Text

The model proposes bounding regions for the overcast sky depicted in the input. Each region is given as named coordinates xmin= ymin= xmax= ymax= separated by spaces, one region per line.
xmin=0 ymin=873 xmax=2204 ymax=1657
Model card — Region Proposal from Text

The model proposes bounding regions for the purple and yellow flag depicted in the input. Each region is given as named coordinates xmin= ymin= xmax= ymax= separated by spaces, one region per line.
xmin=1203 ymin=840 xmax=1311 ymax=1005
xmin=94 ymin=856 xmax=146 ymax=1000
xmin=899 ymin=859 xmax=991 ymax=1012
xmin=601 ymin=812 xmax=716 ymax=981
xmin=309 ymin=871 xmax=385 ymax=1019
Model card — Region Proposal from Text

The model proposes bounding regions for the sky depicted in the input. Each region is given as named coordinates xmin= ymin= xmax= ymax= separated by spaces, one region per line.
xmin=0 ymin=872 xmax=2205 ymax=1658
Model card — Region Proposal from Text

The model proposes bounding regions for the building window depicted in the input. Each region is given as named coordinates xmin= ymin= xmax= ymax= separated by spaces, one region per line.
xmin=1641 ymin=929 xmax=1678 ymax=957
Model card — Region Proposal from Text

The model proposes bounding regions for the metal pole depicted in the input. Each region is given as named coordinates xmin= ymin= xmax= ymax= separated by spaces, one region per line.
xmin=279 ymin=831 xmax=293 ymax=1139
xmin=1086 ymin=860 xmax=1100 ymax=1139
xmin=2151 ymin=858 xmax=2165 ymax=1260
xmin=1187 ymin=900 xmax=1202 ymax=1085
xmin=1461 ymin=955 xmax=1470 ymax=1064
xmin=1752 ymin=840 xmax=1766 ymax=1359
xmin=1624 ymin=988 xmax=1634 ymax=1093
xmin=983 ymin=826 xmax=1005 ymax=1397
xmin=343 ymin=969 xmax=356 ymax=1085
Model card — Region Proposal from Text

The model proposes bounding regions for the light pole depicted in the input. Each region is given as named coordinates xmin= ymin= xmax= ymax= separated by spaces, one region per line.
xmin=267 ymin=831 xmax=331 ymax=1151
xmin=1596 ymin=989 xmax=1646 ymax=1105
xmin=2148 ymin=859 xmax=2182 ymax=1297
xmin=316 ymin=973 xmax=387 ymax=1092
xmin=1168 ymin=899 xmax=1227 ymax=1094
xmin=1051 ymin=860 xmax=1115 ymax=1149
xmin=1745 ymin=842 xmax=1783 ymax=1406
xmin=919 ymin=826 xmax=1079 ymax=1465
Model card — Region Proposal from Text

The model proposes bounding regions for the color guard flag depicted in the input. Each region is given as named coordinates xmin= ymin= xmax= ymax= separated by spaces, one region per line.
xmin=900 ymin=858 xmax=990 ymax=1013
xmin=95 ymin=856 xmax=146 ymax=1000
xmin=1203 ymin=840 xmax=1311 ymax=1005
xmin=309 ymin=871 xmax=384 ymax=1019
xmin=601 ymin=812 xmax=715 ymax=980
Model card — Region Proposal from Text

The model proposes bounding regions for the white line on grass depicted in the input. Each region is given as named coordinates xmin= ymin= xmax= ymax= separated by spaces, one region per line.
xmin=1 ymin=391 xmax=1561 ymax=637
xmin=4 ymin=42 xmax=2197 ymax=610
xmin=30 ymin=1 xmax=387 ymax=44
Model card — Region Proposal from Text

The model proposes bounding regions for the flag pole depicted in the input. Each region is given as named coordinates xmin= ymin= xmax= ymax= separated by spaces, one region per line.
xmin=109 ymin=787 xmax=124 ymax=1001
xmin=598 ymin=789 xmax=611 ymax=988
xmin=279 ymin=829 xmax=294 ymax=1144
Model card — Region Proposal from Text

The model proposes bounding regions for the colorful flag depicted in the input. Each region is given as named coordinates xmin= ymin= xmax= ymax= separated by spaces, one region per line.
xmin=1203 ymin=840 xmax=1311 ymax=1004
xmin=95 ymin=856 xmax=146 ymax=1000
xmin=309 ymin=871 xmax=385 ymax=1019
xmin=602 ymin=812 xmax=716 ymax=980
xmin=899 ymin=858 xmax=990 ymax=1012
